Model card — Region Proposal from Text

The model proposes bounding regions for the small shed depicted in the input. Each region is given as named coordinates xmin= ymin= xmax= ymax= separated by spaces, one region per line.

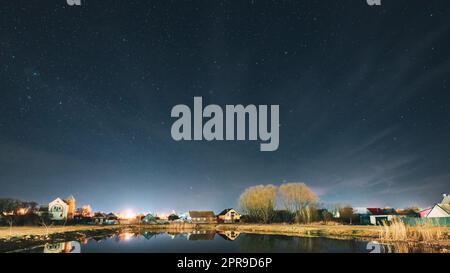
xmin=187 ymin=211 xmax=217 ymax=223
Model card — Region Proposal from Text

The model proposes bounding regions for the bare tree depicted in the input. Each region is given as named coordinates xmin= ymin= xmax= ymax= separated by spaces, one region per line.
xmin=239 ymin=185 xmax=277 ymax=223
xmin=279 ymin=183 xmax=317 ymax=223
xmin=39 ymin=212 xmax=53 ymax=237
xmin=338 ymin=205 xmax=354 ymax=225
xmin=5 ymin=215 xmax=14 ymax=237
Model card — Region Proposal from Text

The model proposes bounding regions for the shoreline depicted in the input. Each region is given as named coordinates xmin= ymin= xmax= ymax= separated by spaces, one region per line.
xmin=1 ymin=223 xmax=449 ymax=252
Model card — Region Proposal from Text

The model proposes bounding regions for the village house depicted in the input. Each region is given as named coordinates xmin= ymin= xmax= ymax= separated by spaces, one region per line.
xmin=217 ymin=208 xmax=241 ymax=223
xmin=92 ymin=212 xmax=120 ymax=225
xmin=105 ymin=213 xmax=119 ymax=224
xmin=422 ymin=194 xmax=450 ymax=218
xmin=92 ymin=212 xmax=107 ymax=224
xmin=359 ymin=208 xmax=400 ymax=225
xmin=184 ymin=211 xmax=217 ymax=223
xmin=42 ymin=196 xmax=76 ymax=221
xmin=142 ymin=213 xmax=157 ymax=224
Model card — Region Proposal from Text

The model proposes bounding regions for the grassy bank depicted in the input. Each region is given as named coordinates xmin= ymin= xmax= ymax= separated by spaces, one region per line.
xmin=216 ymin=223 xmax=450 ymax=248
xmin=216 ymin=223 xmax=383 ymax=239
xmin=0 ymin=225 xmax=124 ymax=253
xmin=380 ymin=219 xmax=450 ymax=244
xmin=0 ymin=225 xmax=121 ymax=240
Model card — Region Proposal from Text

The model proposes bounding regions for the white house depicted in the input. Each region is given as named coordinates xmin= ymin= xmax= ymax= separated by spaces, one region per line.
xmin=424 ymin=194 xmax=450 ymax=218
xmin=48 ymin=198 xmax=70 ymax=220
xmin=217 ymin=208 xmax=241 ymax=223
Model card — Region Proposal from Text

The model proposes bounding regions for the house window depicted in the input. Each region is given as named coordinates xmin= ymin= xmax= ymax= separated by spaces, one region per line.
xmin=52 ymin=206 xmax=62 ymax=212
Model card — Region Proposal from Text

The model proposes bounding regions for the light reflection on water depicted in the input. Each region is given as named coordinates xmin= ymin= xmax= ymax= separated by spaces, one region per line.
xmin=19 ymin=230 xmax=448 ymax=253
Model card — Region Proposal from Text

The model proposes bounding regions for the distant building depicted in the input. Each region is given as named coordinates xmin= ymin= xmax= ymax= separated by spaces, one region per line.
xmin=186 ymin=211 xmax=217 ymax=223
xmin=359 ymin=207 xmax=400 ymax=225
xmin=142 ymin=213 xmax=157 ymax=224
xmin=105 ymin=213 xmax=119 ymax=224
xmin=93 ymin=212 xmax=107 ymax=224
xmin=91 ymin=212 xmax=120 ymax=225
xmin=217 ymin=208 xmax=241 ymax=223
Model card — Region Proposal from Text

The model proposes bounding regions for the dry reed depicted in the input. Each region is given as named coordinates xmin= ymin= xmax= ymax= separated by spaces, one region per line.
xmin=380 ymin=218 xmax=447 ymax=242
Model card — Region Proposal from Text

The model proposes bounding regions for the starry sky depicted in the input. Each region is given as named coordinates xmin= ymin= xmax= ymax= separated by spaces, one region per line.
xmin=1 ymin=0 xmax=450 ymax=213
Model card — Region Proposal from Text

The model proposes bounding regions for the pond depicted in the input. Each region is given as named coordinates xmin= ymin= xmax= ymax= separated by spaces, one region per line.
xmin=13 ymin=230 xmax=429 ymax=253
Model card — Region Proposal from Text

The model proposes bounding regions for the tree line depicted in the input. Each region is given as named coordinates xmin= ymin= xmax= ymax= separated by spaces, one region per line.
xmin=239 ymin=182 xmax=351 ymax=224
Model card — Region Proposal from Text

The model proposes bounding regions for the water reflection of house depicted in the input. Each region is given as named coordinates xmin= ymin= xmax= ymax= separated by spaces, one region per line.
xmin=142 ymin=232 xmax=158 ymax=240
xmin=187 ymin=230 xmax=216 ymax=240
xmin=217 ymin=208 xmax=241 ymax=223
xmin=167 ymin=232 xmax=179 ymax=239
xmin=44 ymin=241 xmax=80 ymax=253
xmin=218 ymin=230 xmax=241 ymax=241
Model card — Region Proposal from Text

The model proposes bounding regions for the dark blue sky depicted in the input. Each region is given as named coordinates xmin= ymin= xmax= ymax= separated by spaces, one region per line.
xmin=1 ymin=0 xmax=449 ymax=213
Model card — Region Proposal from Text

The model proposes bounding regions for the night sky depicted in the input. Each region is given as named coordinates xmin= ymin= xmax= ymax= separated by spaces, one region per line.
xmin=1 ymin=0 xmax=449 ymax=214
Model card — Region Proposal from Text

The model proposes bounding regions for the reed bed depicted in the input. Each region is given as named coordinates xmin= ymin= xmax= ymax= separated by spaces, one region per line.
xmin=380 ymin=218 xmax=448 ymax=242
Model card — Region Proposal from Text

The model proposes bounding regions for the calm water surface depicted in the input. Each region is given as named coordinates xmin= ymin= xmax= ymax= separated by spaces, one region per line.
xmin=20 ymin=230 xmax=395 ymax=253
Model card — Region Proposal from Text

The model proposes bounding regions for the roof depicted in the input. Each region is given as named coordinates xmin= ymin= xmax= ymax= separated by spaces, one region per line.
xmin=188 ymin=211 xmax=215 ymax=218
xmin=93 ymin=212 xmax=107 ymax=218
xmin=353 ymin=207 xmax=369 ymax=214
xmin=106 ymin=213 xmax=118 ymax=219
xmin=367 ymin=208 xmax=397 ymax=215
xmin=367 ymin=208 xmax=383 ymax=215
xmin=419 ymin=208 xmax=432 ymax=217
xmin=218 ymin=208 xmax=237 ymax=216
xmin=50 ymin=197 xmax=69 ymax=206
xmin=437 ymin=204 xmax=450 ymax=215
